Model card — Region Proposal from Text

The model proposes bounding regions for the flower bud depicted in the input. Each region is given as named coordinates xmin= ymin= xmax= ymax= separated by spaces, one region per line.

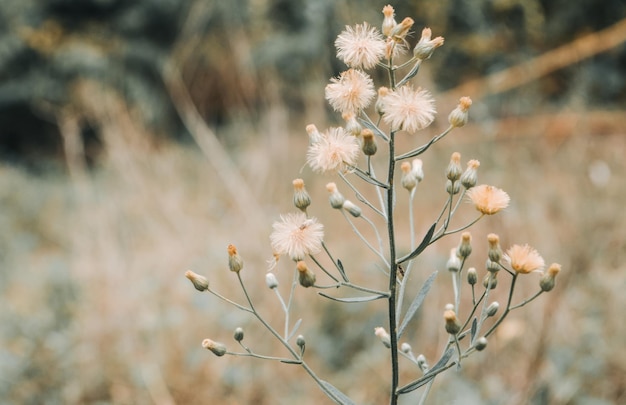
xmin=446 ymin=179 xmax=461 ymax=195
xmin=374 ymin=327 xmax=391 ymax=348
xmin=486 ymin=302 xmax=499 ymax=317
xmin=412 ymin=158 xmax=424 ymax=182
xmin=413 ymin=27 xmax=444 ymax=60
xmin=486 ymin=259 xmax=500 ymax=273
xmin=343 ymin=111 xmax=362 ymax=136
xmin=296 ymin=335 xmax=306 ymax=350
xmin=390 ymin=17 xmax=414 ymax=42
xmin=540 ymin=263 xmax=561 ymax=292
xmin=376 ymin=86 xmax=390 ymax=116
xmin=444 ymin=306 xmax=461 ymax=335
xmin=474 ymin=336 xmax=488 ymax=351
xmin=292 ymin=178 xmax=311 ymax=212
xmin=227 ymin=244 xmax=244 ymax=273
xmin=381 ymin=5 xmax=397 ymax=37
xmin=483 ymin=273 xmax=498 ymax=289
xmin=400 ymin=342 xmax=412 ymax=354
xmin=487 ymin=233 xmax=502 ymax=263
xmin=306 ymin=124 xmax=323 ymax=144
xmin=297 ymin=261 xmax=316 ymax=288
xmin=448 ymin=97 xmax=472 ymax=128
xmin=342 ymin=200 xmax=362 ymax=218
xmin=185 ymin=270 xmax=209 ymax=292
xmin=326 ymin=182 xmax=345 ymax=209
xmin=416 ymin=354 xmax=429 ymax=372
xmin=446 ymin=248 xmax=461 ymax=272
xmin=457 ymin=232 xmax=472 ymax=259
xmin=265 ymin=272 xmax=279 ymax=289
xmin=446 ymin=152 xmax=462 ymax=182
xmin=361 ymin=129 xmax=378 ymax=156
xmin=234 ymin=327 xmax=244 ymax=342
xmin=460 ymin=159 xmax=480 ymax=189
xmin=467 ymin=267 xmax=478 ymax=285
xmin=202 ymin=338 xmax=227 ymax=357
xmin=401 ymin=161 xmax=417 ymax=191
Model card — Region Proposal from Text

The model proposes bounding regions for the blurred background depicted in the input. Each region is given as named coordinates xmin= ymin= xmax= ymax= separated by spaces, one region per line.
xmin=1 ymin=0 xmax=625 ymax=404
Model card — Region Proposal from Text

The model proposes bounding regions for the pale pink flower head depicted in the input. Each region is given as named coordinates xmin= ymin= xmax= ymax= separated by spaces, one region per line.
xmin=270 ymin=212 xmax=324 ymax=261
xmin=504 ymin=244 xmax=545 ymax=274
xmin=381 ymin=85 xmax=436 ymax=133
xmin=466 ymin=184 xmax=510 ymax=215
xmin=306 ymin=127 xmax=360 ymax=174
xmin=325 ymin=69 xmax=375 ymax=114
xmin=335 ymin=22 xmax=386 ymax=70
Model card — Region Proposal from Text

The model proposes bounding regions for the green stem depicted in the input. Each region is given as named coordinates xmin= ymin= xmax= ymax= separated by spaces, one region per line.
xmin=386 ymin=130 xmax=399 ymax=405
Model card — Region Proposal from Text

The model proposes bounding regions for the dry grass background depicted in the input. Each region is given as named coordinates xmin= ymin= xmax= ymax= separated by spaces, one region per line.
xmin=1 ymin=1 xmax=626 ymax=404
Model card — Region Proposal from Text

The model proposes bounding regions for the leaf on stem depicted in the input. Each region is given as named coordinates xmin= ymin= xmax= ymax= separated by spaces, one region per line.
xmin=318 ymin=292 xmax=387 ymax=303
xmin=398 ymin=270 xmax=438 ymax=338
xmin=397 ymin=223 xmax=436 ymax=264
xmin=320 ymin=380 xmax=356 ymax=405
xmin=397 ymin=348 xmax=455 ymax=394
xmin=337 ymin=259 xmax=349 ymax=282
xmin=288 ymin=318 xmax=303 ymax=341
xmin=470 ymin=317 xmax=477 ymax=342
xmin=358 ymin=117 xmax=388 ymax=141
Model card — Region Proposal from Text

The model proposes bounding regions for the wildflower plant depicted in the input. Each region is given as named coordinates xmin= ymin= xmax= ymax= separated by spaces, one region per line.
xmin=185 ymin=5 xmax=561 ymax=404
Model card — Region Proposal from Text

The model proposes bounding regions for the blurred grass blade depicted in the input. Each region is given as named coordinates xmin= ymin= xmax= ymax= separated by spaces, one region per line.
xmin=320 ymin=380 xmax=355 ymax=405
xmin=318 ymin=292 xmax=387 ymax=303
xmin=397 ymin=223 xmax=435 ymax=264
xmin=398 ymin=271 xmax=438 ymax=338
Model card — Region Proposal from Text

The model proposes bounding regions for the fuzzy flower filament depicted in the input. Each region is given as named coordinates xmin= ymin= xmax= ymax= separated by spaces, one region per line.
xmin=270 ymin=212 xmax=324 ymax=262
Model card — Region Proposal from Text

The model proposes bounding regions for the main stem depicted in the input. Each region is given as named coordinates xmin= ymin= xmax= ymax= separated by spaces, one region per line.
xmin=387 ymin=131 xmax=399 ymax=405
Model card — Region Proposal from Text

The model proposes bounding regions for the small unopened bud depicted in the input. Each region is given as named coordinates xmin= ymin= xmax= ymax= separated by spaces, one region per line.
xmin=540 ymin=263 xmax=561 ymax=292
xmin=447 ymin=248 xmax=461 ymax=272
xmin=486 ymin=302 xmax=500 ymax=317
xmin=474 ymin=336 xmax=488 ymax=351
xmin=227 ymin=244 xmax=244 ymax=273
xmin=448 ymin=97 xmax=472 ymax=128
xmin=487 ymin=234 xmax=502 ymax=263
xmin=446 ymin=152 xmax=462 ymax=182
xmin=457 ymin=232 xmax=472 ymax=259
xmin=460 ymin=159 xmax=480 ymax=189
xmin=483 ymin=273 xmax=498 ymax=289
xmin=342 ymin=200 xmax=362 ymax=217
xmin=306 ymin=124 xmax=323 ymax=144
xmin=400 ymin=342 xmax=412 ymax=354
xmin=265 ymin=272 xmax=279 ymax=289
xmin=326 ymin=182 xmax=345 ymax=209
xmin=413 ymin=27 xmax=444 ymax=60
xmin=234 ymin=327 xmax=244 ymax=342
xmin=446 ymin=179 xmax=461 ymax=195
xmin=374 ymin=327 xmax=391 ymax=348
xmin=486 ymin=259 xmax=500 ymax=273
xmin=390 ymin=17 xmax=414 ymax=41
xmin=401 ymin=162 xmax=417 ymax=191
xmin=296 ymin=261 xmax=316 ymax=288
xmin=185 ymin=270 xmax=209 ymax=292
xmin=343 ymin=111 xmax=362 ymax=136
xmin=416 ymin=354 xmax=429 ymax=372
xmin=202 ymin=338 xmax=227 ymax=357
xmin=292 ymin=179 xmax=311 ymax=212
xmin=376 ymin=86 xmax=390 ymax=116
xmin=444 ymin=306 xmax=461 ymax=335
xmin=296 ymin=334 xmax=306 ymax=350
xmin=412 ymin=159 xmax=424 ymax=182
xmin=467 ymin=267 xmax=478 ymax=285
xmin=381 ymin=5 xmax=397 ymax=37
xmin=361 ymin=129 xmax=377 ymax=156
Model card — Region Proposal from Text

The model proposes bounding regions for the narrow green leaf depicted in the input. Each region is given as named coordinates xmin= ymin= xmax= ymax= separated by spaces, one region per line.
xmin=318 ymin=292 xmax=387 ymax=303
xmin=280 ymin=359 xmax=302 ymax=365
xmin=470 ymin=317 xmax=477 ymax=343
xmin=337 ymin=259 xmax=349 ymax=282
xmin=320 ymin=380 xmax=355 ymax=405
xmin=397 ymin=348 xmax=455 ymax=394
xmin=287 ymin=318 xmax=302 ymax=341
xmin=358 ymin=117 xmax=388 ymax=141
xmin=397 ymin=223 xmax=436 ymax=264
xmin=398 ymin=271 xmax=438 ymax=338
